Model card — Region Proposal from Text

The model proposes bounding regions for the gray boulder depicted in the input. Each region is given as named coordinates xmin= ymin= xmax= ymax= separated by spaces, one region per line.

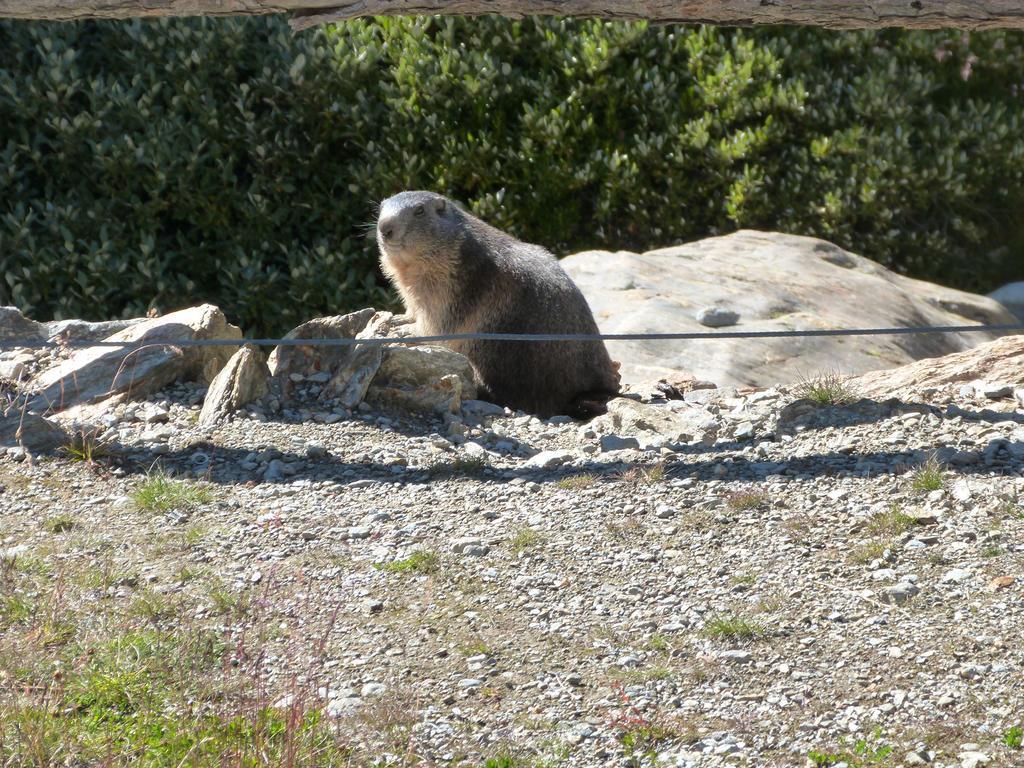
xmin=0 ymin=412 xmax=71 ymax=453
xmin=44 ymin=317 xmax=146 ymax=342
xmin=267 ymin=308 xmax=377 ymax=388
xmin=0 ymin=306 xmax=45 ymax=342
xmin=198 ymin=344 xmax=270 ymax=426
xmin=590 ymin=397 xmax=718 ymax=445
xmin=27 ymin=304 xmax=241 ymax=414
xmin=270 ymin=310 xmax=479 ymax=413
xmin=988 ymin=281 xmax=1024 ymax=324
xmin=367 ymin=345 xmax=477 ymax=414
xmin=852 ymin=334 xmax=1024 ymax=401
xmin=1 ymin=307 xmax=147 ymax=345
xmin=321 ymin=311 xmax=394 ymax=408
xmin=563 ymin=231 xmax=1017 ymax=388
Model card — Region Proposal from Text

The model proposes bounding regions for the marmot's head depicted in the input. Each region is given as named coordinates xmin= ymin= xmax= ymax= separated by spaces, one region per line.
xmin=376 ymin=191 xmax=464 ymax=277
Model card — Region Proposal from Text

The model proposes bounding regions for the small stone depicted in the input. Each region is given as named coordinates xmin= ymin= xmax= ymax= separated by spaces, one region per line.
xmin=360 ymin=682 xmax=386 ymax=697
xmin=905 ymin=749 xmax=931 ymax=765
xmin=1 ymin=544 xmax=29 ymax=561
xmin=463 ymin=442 xmax=487 ymax=459
xmin=453 ymin=538 xmax=489 ymax=556
xmin=734 ymin=421 xmax=756 ymax=440
xmin=696 ymin=306 xmax=740 ymax=328
xmin=0 ymin=360 xmax=25 ymax=380
xmin=987 ymin=575 xmax=1015 ymax=591
xmin=881 ymin=582 xmax=919 ymax=605
xmin=958 ymin=751 xmax=991 ymax=768
xmin=263 ymin=459 xmax=286 ymax=482
xmin=981 ymin=383 xmax=1013 ymax=399
xmin=907 ymin=510 xmax=940 ymax=526
xmin=457 ymin=678 xmax=483 ymax=688
xmin=462 ymin=399 xmax=507 ymax=417
xmin=957 ymin=663 xmax=987 ymax=681
xmin=326 ymin=697 xmax=362 ymax=717
xmin=599 ymin=434 xmax=640 ymax=452
xmin=655 ymin=504 xmax=677 ymax=519
xmin=305 ymin=443 xmax=328 ymax=460
xmin=942 ymin=568 xmax=971 ymax=584
xmin=364 ymin=599 xmax=384 ymax=615
xmin=522 ymin=449 xmax=573 ymax=470
xmin=0 ymin=413 xmax=71 ymax=454
xmin=346 ymin=526 xmax=372 ymax=540
xmin=951 ymin=480 xmax=972 ymax=502
xmin=720 ymin=650 xmax=752 ymax=664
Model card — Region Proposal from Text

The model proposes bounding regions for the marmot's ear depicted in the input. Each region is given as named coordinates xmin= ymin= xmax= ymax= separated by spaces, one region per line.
xmin=437 ymin=198 xmax=447 ymax=214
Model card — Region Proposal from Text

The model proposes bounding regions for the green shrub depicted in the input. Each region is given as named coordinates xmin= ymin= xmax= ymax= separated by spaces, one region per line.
xmin=1 ymin=18 xmax=1022 ymax=335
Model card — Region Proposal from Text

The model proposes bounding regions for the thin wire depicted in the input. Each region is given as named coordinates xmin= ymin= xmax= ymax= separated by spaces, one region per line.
xmin=0 ymin=322 xmax=1021 ymax=349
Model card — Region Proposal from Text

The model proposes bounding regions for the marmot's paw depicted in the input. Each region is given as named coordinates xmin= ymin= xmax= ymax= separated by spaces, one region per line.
xmin=566 ymin=391 xmax=618 ymax=421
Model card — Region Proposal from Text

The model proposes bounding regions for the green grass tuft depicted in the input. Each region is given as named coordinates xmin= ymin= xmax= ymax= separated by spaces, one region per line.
xmin=41 ymin=514 xmax=77 ymax=534
xmin=726 ymin=490 xmax=768 ymax=511
xmin=1003 ymin=725 xmax=1023 ymax=749
xmin=60 ymin=427 xmax=111 ymax=464
xmin=793 ymin=371 xmax=858 ymax=406
xmin=376 ymin=550 xmax=440 ymax=576
xmin=510 ymin=527 xmax=543 ymax=554
xmin=556 ymin=474 xmax=597 ymax=491
xmin=704 ymin=615 xmax=766 ymax=641
xmin=911 ymin=457 xmax=945 ymax=493
xmin=132 ymin=472 xmax=212 ymax=514
xmin=865 ymin=504 xmax=915 ymax=537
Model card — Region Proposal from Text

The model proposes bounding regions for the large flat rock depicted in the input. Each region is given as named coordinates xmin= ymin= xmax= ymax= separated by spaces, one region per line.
xmin=28 ymin=304 xmax=241 ymax=413
xmin=851 ymin=334 xmax=1024 ymax=400
xmin=563 ymin=230 xmax=1017 ymax=388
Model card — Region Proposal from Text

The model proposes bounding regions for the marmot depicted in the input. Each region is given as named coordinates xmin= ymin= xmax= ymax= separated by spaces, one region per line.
xmin=376 ymin=191 xmax=620 ymax=419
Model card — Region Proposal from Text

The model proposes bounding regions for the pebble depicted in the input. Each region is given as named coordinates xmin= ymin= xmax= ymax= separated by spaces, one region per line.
xmin=452 ymin=538 xmax=489 ymax=556
xmin=522 ymin=449 xmax=574 ymax=469
xmin=942 ymin=568 xmax=972 ymax=584
xmin=881 ymin=582 xmax=919 ymax=605
xmin=958 ymin=751 xmax=991 ymax=768
xmin=719 ymin=650 xmax=752 ymax=664
xmin=463 ymin=442 xmax=487 ymax=459
xmin=696 ymin=306 xmax=740 ymax=328
xmin=598 ymin=435 xmax=640 ymax=452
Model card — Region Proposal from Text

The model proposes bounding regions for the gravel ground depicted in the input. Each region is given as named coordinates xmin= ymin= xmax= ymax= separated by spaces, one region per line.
xmin=2 ymin=376 xmax=1023 ymax=768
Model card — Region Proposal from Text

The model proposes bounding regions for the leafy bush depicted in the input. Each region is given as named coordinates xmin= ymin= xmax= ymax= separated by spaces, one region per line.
xmin=1 ymin=17 xmax=1022 ymax=335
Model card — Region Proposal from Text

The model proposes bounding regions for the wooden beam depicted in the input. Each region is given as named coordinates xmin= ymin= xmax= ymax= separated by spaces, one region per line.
xmin=0 ymin=0 xmax=1021 ymax=31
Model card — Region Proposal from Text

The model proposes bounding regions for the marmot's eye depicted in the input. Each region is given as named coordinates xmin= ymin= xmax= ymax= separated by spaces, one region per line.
xmin=413 ymin=205 xmax=425 ymax=217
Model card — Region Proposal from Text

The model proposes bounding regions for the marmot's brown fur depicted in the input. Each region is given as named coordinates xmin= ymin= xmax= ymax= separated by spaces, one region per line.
xmin=376 ymin=191 xmax=620 ymax=418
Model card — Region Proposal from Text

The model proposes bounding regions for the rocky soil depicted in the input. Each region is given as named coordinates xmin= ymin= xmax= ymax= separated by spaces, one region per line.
xmin=3 ymin=340 xmax=1024 ymax=767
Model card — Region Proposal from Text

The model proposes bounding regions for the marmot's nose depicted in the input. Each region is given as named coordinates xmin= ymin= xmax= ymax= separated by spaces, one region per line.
xmin=378 ymin=215 xmax=398 ymax=242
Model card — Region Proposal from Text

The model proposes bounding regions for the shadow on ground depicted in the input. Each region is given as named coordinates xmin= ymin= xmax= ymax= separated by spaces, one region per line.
xmin=74 ymin=396 xmax=1024 ymax=489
